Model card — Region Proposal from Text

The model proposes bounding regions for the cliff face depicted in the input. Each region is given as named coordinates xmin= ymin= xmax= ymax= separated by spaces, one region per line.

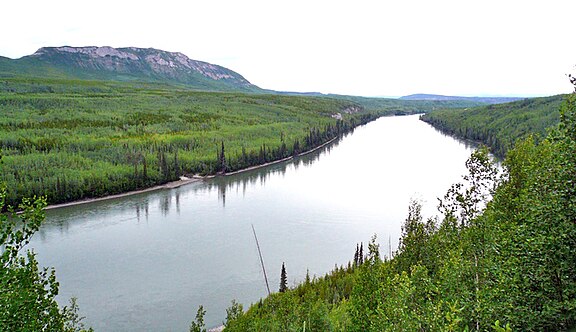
xmin=4 ymin=46 xmax=260 ymax=92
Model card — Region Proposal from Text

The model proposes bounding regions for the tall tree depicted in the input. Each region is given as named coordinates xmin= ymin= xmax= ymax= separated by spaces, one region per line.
xmin=279 ymin=262 xmax=288 ymax=293
xmin=0 ymin=186 xmax=92 ymax=331
xmin=218 ymin=141 xmax=227 ymax=174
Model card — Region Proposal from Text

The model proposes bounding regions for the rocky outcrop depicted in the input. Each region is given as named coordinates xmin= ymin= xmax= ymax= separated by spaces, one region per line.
xmin=27 ymin=46 xmax=258 ymax=91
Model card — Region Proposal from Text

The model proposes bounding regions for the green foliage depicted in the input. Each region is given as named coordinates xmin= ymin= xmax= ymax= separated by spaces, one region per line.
xmin=225 ymin=264 xmax=357 ymax=331
xmin=0 ymin=76 xmax=481 ymax=207
xmin=0 ymin=77 xmax=381 ymax=206
xmin=225 ymin=300 xmax=244 ymax=327
xmin=421 ymin=95 xmax=565 ymax=157
xmin=189 ymin=305 xmax=206 ymax=332
xmin=0 ymin=186 xmax=92 ymax=331
xmin=279 ymin=263 xmax=288 ymax=293
xmin=61 ymin=298 xmax=93 ymax=332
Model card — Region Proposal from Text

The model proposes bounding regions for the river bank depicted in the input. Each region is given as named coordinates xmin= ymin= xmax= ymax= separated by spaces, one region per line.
xmin=44 ymin=177 xmax=203 ymax=210
xmin=44 ymin=136 xmax=340 ymax=210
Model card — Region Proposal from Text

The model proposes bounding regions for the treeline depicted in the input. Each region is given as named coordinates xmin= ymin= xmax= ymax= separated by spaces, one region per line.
xmin=0 ymin=77 xmax=383 ymax=207
xmin=420 ymin=95 xmax=564 ymax=157
xmin=220 ymin=93 xmax=576 ymax=331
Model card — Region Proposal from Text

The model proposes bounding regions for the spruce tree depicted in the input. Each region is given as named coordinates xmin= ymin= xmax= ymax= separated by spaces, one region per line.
xmin=218 ymin=141 xmax=227 ymax=173
xmin=279 ymin=263 xmax=287 ymax=293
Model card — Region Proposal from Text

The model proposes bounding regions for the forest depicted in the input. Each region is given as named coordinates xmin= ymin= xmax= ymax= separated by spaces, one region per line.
xmin=0 ymin=77 xmax=485 ymax=207
xmin=210 ymin=92 xmax=576 ymax=331
xmin=0 ymin=77 xmax=370 ymax=207
xmin=420 ymin=95 xmax=565 ymax=157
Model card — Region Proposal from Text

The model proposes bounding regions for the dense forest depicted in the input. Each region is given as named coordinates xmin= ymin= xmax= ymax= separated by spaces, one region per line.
xmin=0 ymin=78 xmax=366 ymax=207
xmin=0 ymin=77 xmax=483 ymax=207
xmin=202 ymin=92 xmax=576 ymax=331
xmin=420 ymin=95 xmax=565 ymax=157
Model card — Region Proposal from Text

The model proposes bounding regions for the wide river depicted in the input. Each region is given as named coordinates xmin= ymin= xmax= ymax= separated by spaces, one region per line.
xmin=31 ymin=114 xmax=475 ymax=331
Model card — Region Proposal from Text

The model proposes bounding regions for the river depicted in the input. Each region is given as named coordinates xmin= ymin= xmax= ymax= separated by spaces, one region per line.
xmin=31 ymin=114 xmax=475 ymax=331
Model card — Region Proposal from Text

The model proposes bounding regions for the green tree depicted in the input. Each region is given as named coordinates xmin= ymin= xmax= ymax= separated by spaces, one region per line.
xmin=189 ymin=305 xmax=206 ymax=332
xmin=218 ymin=141 xmax=227 ymax=174
xmin=279 ymin=262 xmax=288 ymax=293
xmin=0 ymin=186 xmax=92 ymax=331
xmin=224 ymin=300 xmax=243 ymax=327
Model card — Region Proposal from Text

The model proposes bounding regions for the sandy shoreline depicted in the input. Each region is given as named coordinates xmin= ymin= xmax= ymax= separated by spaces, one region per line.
xmin=44 ymin=177 xmax=204 ymax=210
xmin=45 ymin=136 xmax=338 ymax=211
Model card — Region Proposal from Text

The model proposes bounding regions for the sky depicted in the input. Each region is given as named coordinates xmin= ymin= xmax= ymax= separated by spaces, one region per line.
xmin=2 ymin=0 xmax=575 ymax=97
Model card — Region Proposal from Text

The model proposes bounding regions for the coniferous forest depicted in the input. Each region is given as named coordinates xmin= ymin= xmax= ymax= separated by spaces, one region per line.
xmin=420 ymin=94 xmax=565 ymax=157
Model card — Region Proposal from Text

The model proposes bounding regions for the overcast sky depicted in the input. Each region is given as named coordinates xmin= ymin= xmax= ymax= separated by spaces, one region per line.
xmin=2 ymin=0 xmax=575 ymax=97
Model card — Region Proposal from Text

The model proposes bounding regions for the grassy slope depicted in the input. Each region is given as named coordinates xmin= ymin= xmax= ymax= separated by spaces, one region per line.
xmin=0 ymin=55 xmax=261 ymax=93
xmin=420 ymin=95 xmax=565 ymax=157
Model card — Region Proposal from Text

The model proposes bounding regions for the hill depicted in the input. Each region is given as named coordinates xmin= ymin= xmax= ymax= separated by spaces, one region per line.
xmin=420 ymin=94 xmax=565 ymax=157
xmin=329 ymin=94 xmax=486 ymax=114
xmin=401 ymin=93 xmax=524 ymax=104
xmin=0 ymin=46 xmax=261 ymax=92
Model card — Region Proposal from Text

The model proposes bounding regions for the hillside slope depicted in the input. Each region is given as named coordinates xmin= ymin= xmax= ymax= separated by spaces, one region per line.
xmin=420 ymin=94 xmax=565 ymax=157
xmin=0 ymin=46 xmax=260 ymax=92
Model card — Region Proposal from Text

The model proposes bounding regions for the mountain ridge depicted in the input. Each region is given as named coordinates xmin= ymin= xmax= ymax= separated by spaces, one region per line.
xmin=0 ymin=46 xmax=261 ymax=92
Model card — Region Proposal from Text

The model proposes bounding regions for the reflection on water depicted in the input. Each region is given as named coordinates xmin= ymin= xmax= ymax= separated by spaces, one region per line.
xmin=31 ymin=115 xmax=475 ymax=332
xmin=212 ymin=139 xmax=341 ymax=208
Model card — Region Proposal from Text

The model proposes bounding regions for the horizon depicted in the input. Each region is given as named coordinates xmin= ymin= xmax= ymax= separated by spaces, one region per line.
xmin=1 ymin=0 xmax=575 ymax=97
xmin=0 ymin=45 xmax=565 ymax=99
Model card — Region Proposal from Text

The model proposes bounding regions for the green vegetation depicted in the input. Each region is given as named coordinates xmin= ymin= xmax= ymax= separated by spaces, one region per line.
xmin=329 ymin=94 xmax=487 ymax=114
xmin=223 ymin=92 xmax=576 ymax=331
xmin=0 ymin=186 xmax=92 ymax=331
xmin=0 ymin=77 xmax=374 ymax=206
xmin=0 ymin=47 xmax=261 ymax=93
xmin=420 ymin=95 xmax=565 ymax=157
xmin=0 ymin=76 xmax=480 ymax=207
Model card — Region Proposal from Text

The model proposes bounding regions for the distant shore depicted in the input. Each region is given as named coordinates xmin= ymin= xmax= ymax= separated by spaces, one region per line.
xmin=44 ymin=177 xmax=204 ymax=210
xmin=45 ymin=136 xmax=339 ymax=211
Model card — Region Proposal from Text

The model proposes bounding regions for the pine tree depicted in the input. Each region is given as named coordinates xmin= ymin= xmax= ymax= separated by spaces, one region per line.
xmin=279 ymin=263 xmax=287 ymax=293
xmin=359 ymin=243 xmax=364 ymax=265
xmin=218 ymin=141 xmax=227 ymax=173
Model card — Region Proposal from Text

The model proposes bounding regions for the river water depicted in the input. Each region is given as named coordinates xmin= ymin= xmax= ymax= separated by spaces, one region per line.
xmin=31 ymin=114 xmax=475 ymax=331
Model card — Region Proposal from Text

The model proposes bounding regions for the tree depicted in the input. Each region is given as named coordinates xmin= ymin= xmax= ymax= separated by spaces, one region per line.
xmin=217 ymin=141 xmax=227 ymax=174
xmin=396 ymin=200 xmax=437 ymax=273
xmin=189 ymin=305 xmax=206 ymax=332
xmin=354 ymin=243 xmax=359 ymax=266
xmin=438 ymin=146 xmax=499 ymax=227
xmin=0 ymin=186 xmax=92 ymax=331
xmin=225 ymin=300 xmax=244 ymax=326
xmin=279 ymin=262 xmax=288 ymax=293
